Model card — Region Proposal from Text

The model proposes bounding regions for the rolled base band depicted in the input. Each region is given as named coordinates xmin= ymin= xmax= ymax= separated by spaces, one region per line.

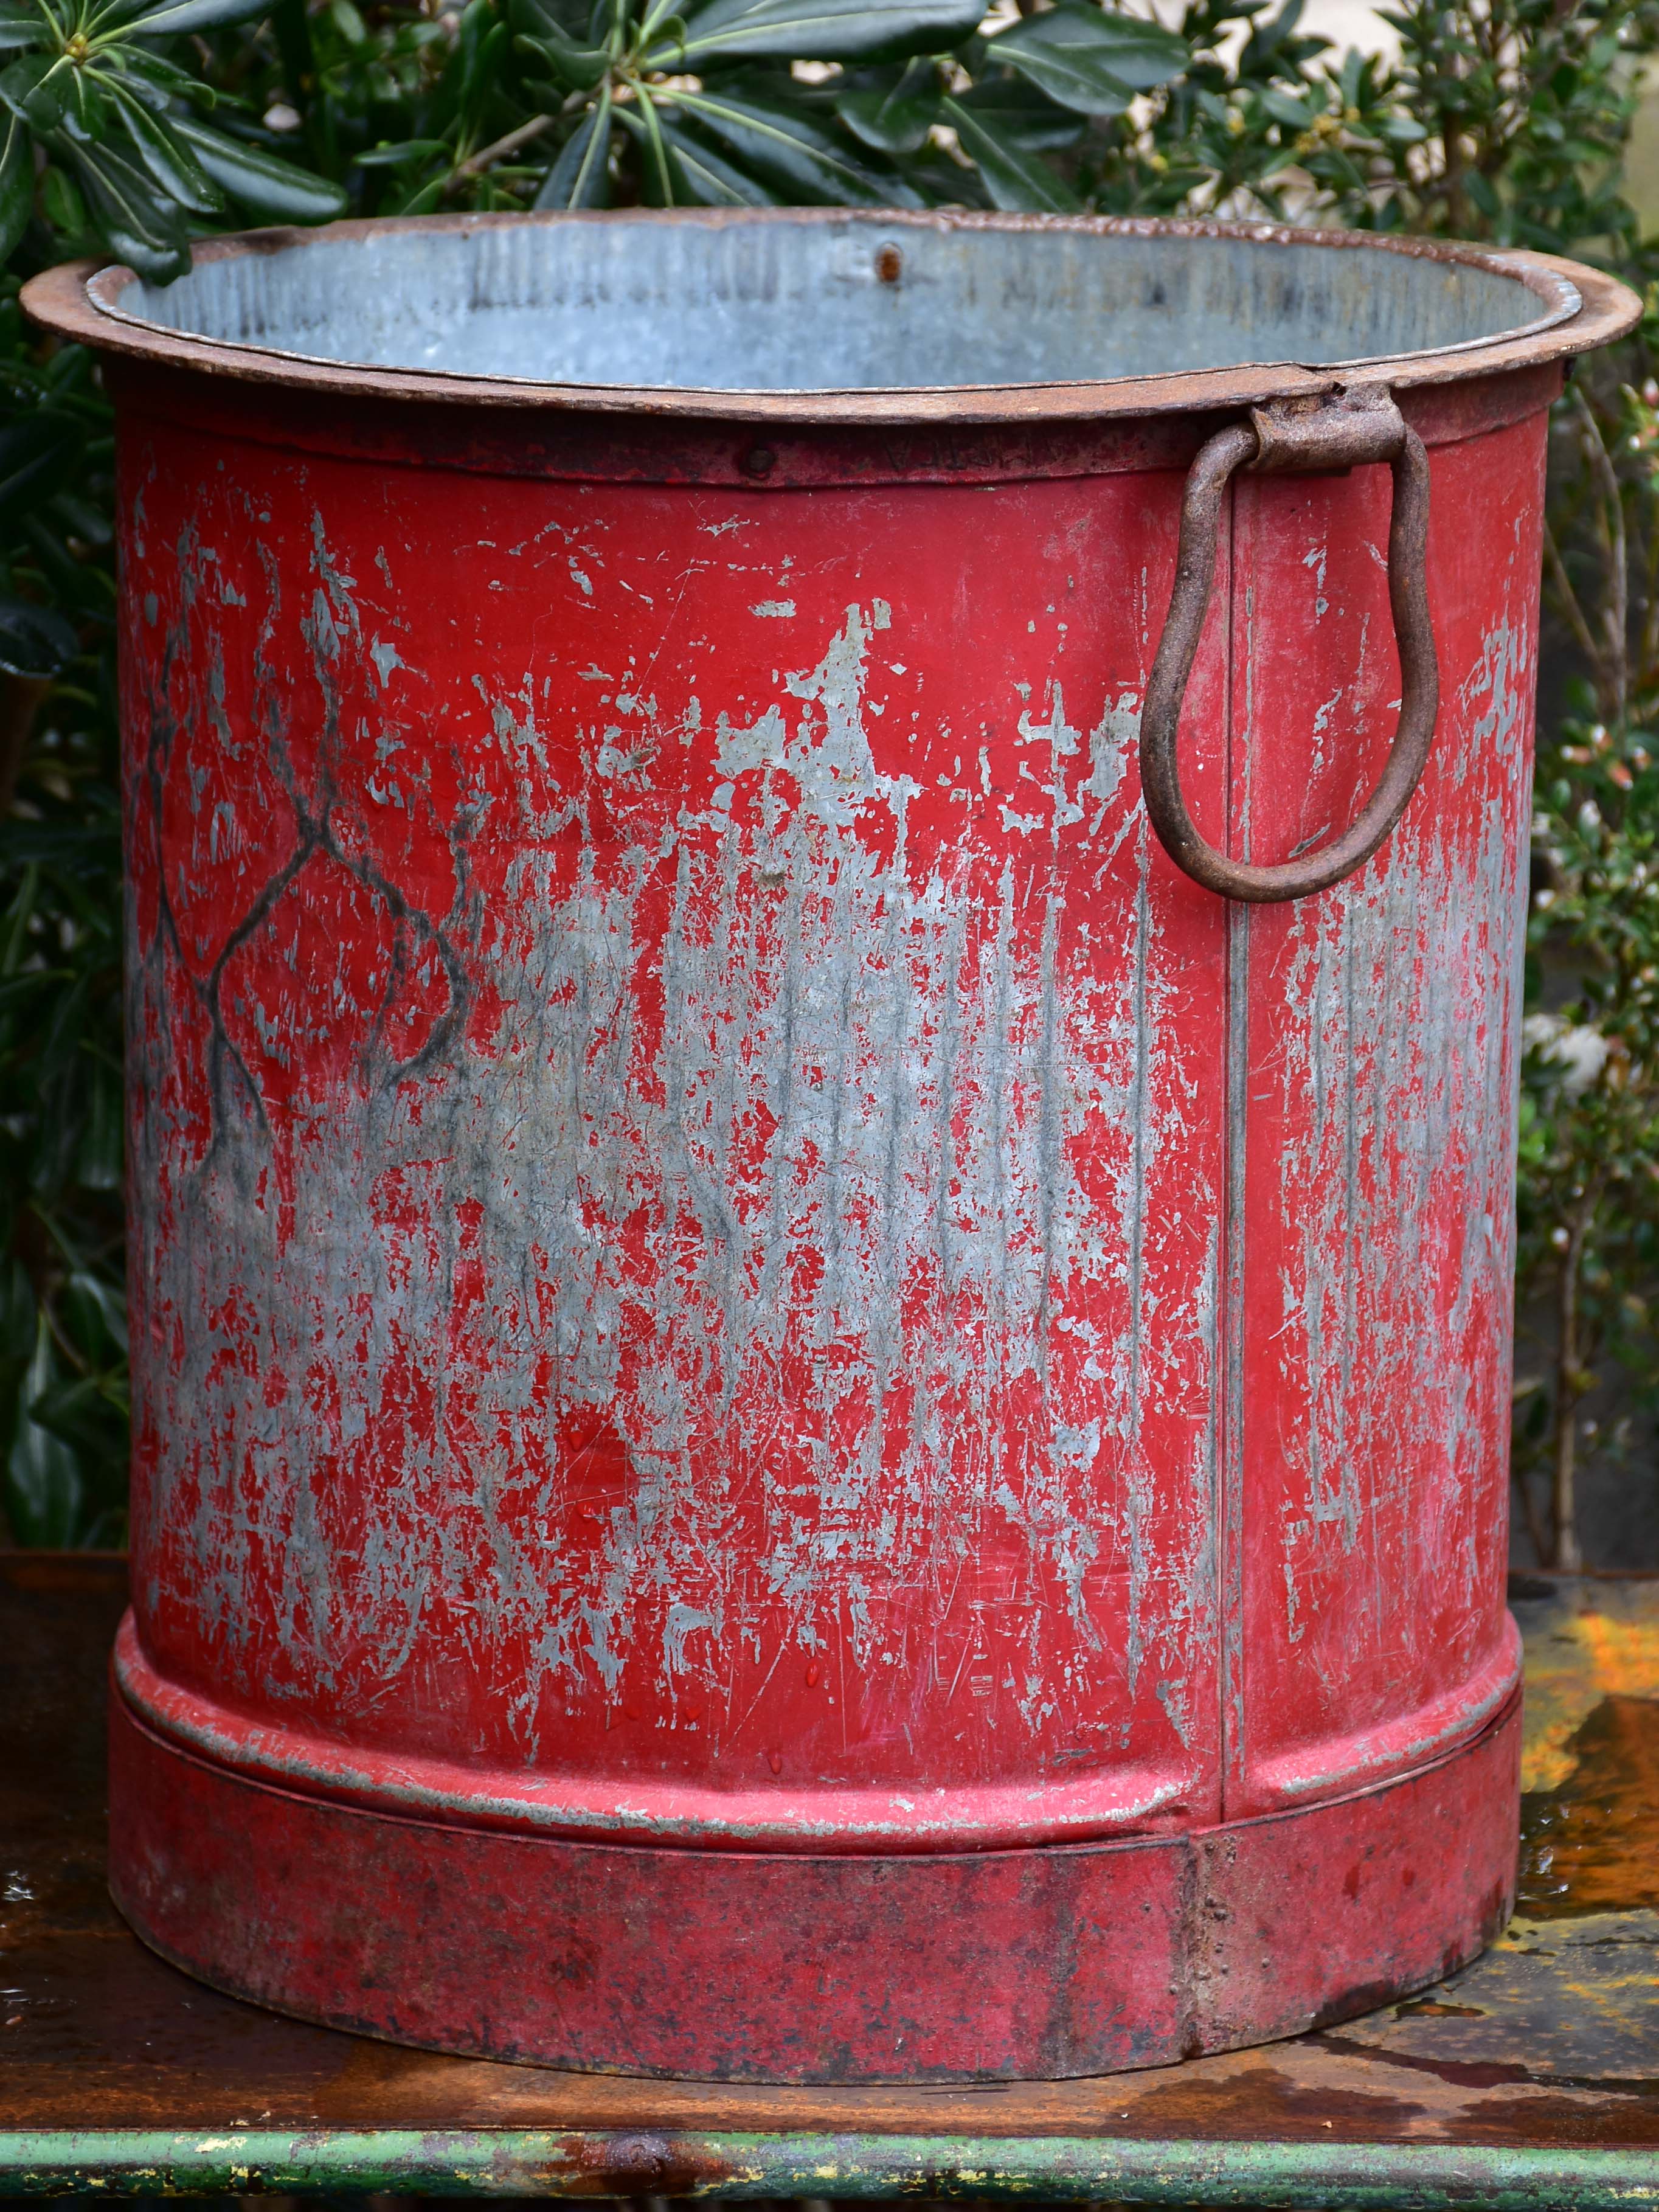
xmin=108 ymin=1676 xmax=1519 ymax=2085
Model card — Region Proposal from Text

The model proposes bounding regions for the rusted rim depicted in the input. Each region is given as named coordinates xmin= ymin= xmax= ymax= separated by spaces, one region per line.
xmin=21 ymin=207 xmax=1641 ymax=425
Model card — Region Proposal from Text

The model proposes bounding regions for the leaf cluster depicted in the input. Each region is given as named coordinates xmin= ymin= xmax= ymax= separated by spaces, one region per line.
xmin=322 ymin=0 xmax=1193 ymax=220
xmin=0 ymin=293 xmax=125 ymax=1544
xmin=1519 ymin=361 xmax=1659 ymax=1564
xmin=0 ymin=0 xmax=344 ymax=279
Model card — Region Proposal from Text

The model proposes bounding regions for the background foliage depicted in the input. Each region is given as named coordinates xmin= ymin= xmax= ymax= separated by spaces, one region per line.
xmin=0 ymin=0 xmax=1654 ymax=1564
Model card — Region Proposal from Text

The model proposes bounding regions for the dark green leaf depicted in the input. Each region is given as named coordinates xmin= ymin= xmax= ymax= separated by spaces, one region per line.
xmin=1259 ymin=86 xmax=1312 ymax=127
xmin=0 ymin=15 xmax=43 ymax=50
xmin=988 ymin=2 xmax=1188 ymax=116
xmin=74 ymin=1059 xmax=122 ymax=1190
xmin=952 ymin=75 xmax=1085 ymax=152
xmin=0 ymin=863 xmax=37 ymax=980
xmin=1241 ymin=0 xmax=1317 ymax=68
xmin=514 ymin=29 xmax=609 ymax=85
xmin=61 ymin=1269 xmax=128 ymax=1363
xmin=391 ymin=172 xmax=446 ymax=214
xmin=0 ymin=598 xmax=78 ymax=677
xmin=354 ymin=135 xmax=451 ymax=166
xmin=834 ymin=58 xmax=938 ymax=154
xmin=667 ymin=86 xmax=915 ymax=205
xmin=940 ymin=91 xmax=1078 ymax=210
xmin=63 ymin=136 xmax=190 ymax=278
xmin=0 ymin=1256 xmax=32 ymax=1346
xmin=172 ymin=111 xmax=347 ymax=218
xmin=94 ymin=220 xmax=187 ymax=282
xmin=36 ymin=158 xmax=88 ymax=235
xmin=119 ymin=48 xmax=206 ymax=102
xmin=4 ymin=1314 xmax=81 ymax=1548
xmin=0 ymin=108 xmax=30 ymax=260
xmin=629 ymin=81 xmax=676 ymax=205
xmin=112 ymin=84 xmax=224 ymax=212
xmin=533 ymin=85 xmax=611 ymax=206
xmin=29 ymin=1370 xmax=128 ymax=1461
xmin=511 ymin=11 xmax=609 ymax=88
xmin=0 ymin=820 xmax=121 ymax=875
xmin=625 ymin=106 xmax=777 ymax=203
xmin=662 ymin=125 xmax=777 ymax=204
xmin=60 ymin=61 xmax=120 ymax=141
xmin=31 ymin=964 xmax=89 ymax=1097
xmin=119 ymin=0 xmax=275 ymax=40
xmin=44 ymin=491 xmax=113 ymax=549
xmin=652 ymin=0 xmax=982 ymax=67
xmin=2 ymin=55 xmax=69 ymax=134
xmin=511 ymin=0 xmax=603 ymax=34
xmin=19 ymin=511 xmax=112 ymax=617
xmin=456 ymin=11 xmax=509 ymax=113
xmin=0 ymin=966 xmax=74 ymax=1010
xmin=0 ymin=412 xmax=85 ymax=532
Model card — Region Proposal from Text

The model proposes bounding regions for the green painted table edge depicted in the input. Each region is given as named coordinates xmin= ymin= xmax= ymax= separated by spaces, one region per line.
xmin=2 ymin=2132 xmax=1658 ymax=2203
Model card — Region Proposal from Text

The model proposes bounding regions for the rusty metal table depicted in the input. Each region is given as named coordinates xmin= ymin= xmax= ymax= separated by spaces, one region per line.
xmin=2 ymin=1553 xmax=1655 ymax=2204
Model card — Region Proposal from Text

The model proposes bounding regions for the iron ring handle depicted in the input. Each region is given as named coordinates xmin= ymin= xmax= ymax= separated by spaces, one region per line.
xmin=1138 ymin=390 xmax=1439 ymax=904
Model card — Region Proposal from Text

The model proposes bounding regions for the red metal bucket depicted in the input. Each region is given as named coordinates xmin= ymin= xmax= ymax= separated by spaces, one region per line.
xmin=26 ymin=210 xmax=1637 ymax=2082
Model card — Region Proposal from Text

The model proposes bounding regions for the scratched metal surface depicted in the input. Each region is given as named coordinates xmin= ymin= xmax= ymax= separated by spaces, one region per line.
xmin=16 ymin=210 xmax=1637 ymax=2078
xmin=99 ymin=212 xmax=1567 ymax=389
xmin=68 ymin=241 xmax=1568 ymax=2071
xmin=1219 ymin=419 xmax=1543 ymax=1813
xmin=108 ymin=388 xmax=1536 ymax=1838
xmin=2 ymin=1556 xmax=1656 ymax=2199
xmin=117 ymin=421 xmax=1233 ymax=1853
xmin=108 ymin=364 xmax=1541 ymax=1855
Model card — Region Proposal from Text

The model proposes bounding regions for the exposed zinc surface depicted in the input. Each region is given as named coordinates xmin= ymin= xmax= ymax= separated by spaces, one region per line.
xmin=114 ymin=386 xmax=1533 ymax=1856
xmin=105 ymin=211 xmax=1562 ymax=388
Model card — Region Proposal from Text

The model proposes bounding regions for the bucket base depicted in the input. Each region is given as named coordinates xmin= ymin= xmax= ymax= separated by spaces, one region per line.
xmin=108 ymin=1683 xmax=1519 ymax=2084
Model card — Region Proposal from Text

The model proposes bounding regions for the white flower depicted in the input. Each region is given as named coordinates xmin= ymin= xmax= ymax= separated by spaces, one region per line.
xmin=1523 ymin=1013 xmax=1612 ymax=1097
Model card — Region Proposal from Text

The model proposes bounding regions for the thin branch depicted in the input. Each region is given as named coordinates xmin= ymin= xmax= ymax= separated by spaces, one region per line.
xmin=1551 ymin=1172 xmax=1602 ymax=1573
xmin=1543 ymin=518 xmax=1604 ymax=682
xmin=449 ymin=112 xmax=555 ymax=181
xmin=1514 ymin=1461 xmax=1551 ymax=1568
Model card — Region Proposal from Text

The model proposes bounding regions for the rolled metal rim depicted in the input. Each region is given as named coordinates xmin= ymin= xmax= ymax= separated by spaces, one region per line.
xmin=20 ymin=207 xmax=1642 ymax=425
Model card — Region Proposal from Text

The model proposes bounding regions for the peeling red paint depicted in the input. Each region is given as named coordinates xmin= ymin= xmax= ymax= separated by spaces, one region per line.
xmin=17 ymin=215 xmax=1622 ymax=2082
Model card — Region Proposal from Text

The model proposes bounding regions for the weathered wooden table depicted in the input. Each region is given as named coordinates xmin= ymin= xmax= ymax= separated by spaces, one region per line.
xmin=2 ymin=1553 xmax=1655 ymax=2203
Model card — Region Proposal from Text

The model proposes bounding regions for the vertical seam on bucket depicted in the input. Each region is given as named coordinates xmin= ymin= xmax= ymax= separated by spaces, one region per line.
xmin=1221 ymin=473 xmax=1250 ymax=1822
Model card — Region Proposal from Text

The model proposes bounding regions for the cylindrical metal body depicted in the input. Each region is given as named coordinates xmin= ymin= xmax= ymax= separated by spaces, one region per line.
xmin=26 ymin=212 xmax=1636 ymax=2082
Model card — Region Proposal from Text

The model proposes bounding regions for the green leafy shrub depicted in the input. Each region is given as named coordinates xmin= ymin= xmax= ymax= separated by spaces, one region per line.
xmin=1514 ymin=369 xmax=1659 ymax=1567
xmin=0 ymin=0 xmax=345 ymax=279
xmin=0 ymin=0 xmax=1655 ymax=1561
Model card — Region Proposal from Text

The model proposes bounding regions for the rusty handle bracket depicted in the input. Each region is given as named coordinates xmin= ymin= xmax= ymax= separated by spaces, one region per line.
xmin=1139 ymin=385 xmax=1439 ymax=904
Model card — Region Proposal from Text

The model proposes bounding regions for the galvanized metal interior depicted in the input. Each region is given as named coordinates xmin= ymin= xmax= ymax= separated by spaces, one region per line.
xmin=96 ymin=210 xmax=1574 ymax=393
